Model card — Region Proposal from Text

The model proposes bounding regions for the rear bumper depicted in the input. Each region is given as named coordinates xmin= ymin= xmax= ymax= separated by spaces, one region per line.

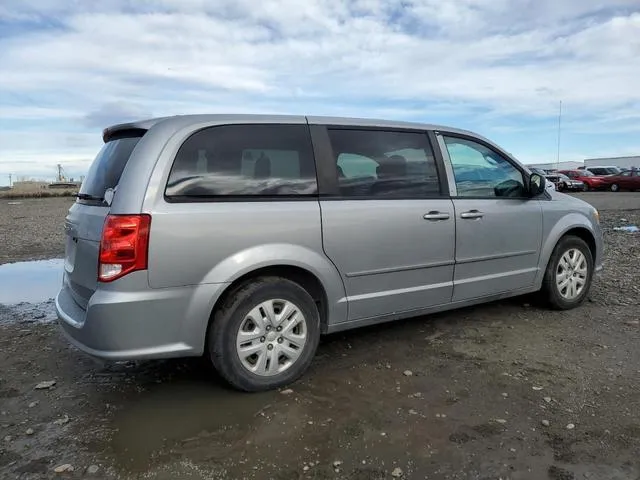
xmin=55 ymin=273 xmax=228 ymax=360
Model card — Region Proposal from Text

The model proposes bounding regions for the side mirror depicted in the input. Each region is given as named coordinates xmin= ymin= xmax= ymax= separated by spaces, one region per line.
xmin=529 ymin=173 xmax=546 ymax=196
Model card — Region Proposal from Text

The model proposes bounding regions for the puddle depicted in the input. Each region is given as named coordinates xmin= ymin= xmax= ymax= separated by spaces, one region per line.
xmin=0 ymin=259 xmax=63 ymax=305
xmin=111 ymin=378 xmax=276 ymax=471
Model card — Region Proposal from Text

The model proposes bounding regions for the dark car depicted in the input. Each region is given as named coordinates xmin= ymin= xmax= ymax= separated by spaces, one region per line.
xmin=558 ymin=170 xmax=606 ymax=191
xmin=599 ymin=170 xmax=640 ymax=192
xmin=546 ymin=173 xmax=584 ymax=192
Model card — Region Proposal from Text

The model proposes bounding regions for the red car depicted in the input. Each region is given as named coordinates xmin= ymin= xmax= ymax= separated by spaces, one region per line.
xmin=599 ymin=170 xmax=640 ymax=192
xmin=558 ymin=170 xmax=606 ymax=191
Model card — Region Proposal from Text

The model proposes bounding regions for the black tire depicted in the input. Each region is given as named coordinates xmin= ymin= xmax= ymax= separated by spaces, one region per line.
xmin=209 ymin=276 xmax=321 ymax=392
xmin=541 ymin=236 xmax=594 ymax=310
xmin=610 ymin=183 xmax=620 ymax=192
xmin=582 ymin=183 xmax=589 ymax=192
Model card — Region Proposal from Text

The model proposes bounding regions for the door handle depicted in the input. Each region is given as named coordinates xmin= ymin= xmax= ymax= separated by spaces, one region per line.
xmin=460 ymin=210 xmax=484 ymax=219
xmin=423 ymin=211 xmax=450 ymax=221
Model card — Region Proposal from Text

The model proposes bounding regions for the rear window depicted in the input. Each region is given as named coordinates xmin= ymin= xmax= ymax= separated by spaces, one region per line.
xmin=165 ymin=124 xmax=317 ymax=199
xmin=80 ymin=135 xmax=142 ymax=200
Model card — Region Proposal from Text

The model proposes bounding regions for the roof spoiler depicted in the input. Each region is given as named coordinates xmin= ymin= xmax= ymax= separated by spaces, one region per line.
xmin=102 ymin=117 xmax=169 ymax=143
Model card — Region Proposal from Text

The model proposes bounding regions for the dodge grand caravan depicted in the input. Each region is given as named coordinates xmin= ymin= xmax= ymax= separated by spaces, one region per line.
xmin=56 ymin=115 xmax=603 ymax=391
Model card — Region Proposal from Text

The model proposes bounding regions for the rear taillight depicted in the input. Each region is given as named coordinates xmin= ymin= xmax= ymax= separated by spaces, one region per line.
xmin=98 ymin=214 xmax=151 ymax=282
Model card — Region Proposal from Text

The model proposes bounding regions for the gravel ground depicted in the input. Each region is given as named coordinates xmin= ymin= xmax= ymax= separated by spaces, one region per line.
xmin=0 ymin=197 xmax=73 ymax=265
xmin=0 ymin=195 xmax=639 ymax=480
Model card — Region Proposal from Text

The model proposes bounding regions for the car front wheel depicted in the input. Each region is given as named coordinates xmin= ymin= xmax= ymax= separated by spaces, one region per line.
xmin=541 ymin=236 xmax=594 ymax=310
xmin=209 ymin=276 xmax=321 ymax=392
xmin=610 ymin=183 xmax=620 ymax=192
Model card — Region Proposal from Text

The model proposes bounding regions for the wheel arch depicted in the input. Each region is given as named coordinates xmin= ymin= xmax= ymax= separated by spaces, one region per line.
xmin=202 ymin=244 xmax=348 ymax=343
xmin=536 ymin=216 xmax=598 ymax=288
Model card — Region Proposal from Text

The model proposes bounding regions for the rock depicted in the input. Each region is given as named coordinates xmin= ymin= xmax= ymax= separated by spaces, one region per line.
xmin=3 ymin=435 xmax=12 ymax=442
xmin=86 ymin=465 xmax=100 ymax=474
xmin=495 ymin=418 xmax=507 ymax=424
xmin=53 ymin=415 xmax=70 ymax=426
xmin=307 ymin=421 xmax=314 ymax=425
xmin=403 ymin=370 xmax=413 ymax=377
xmin=624 ymin=320 xmax=639 ymax=326
xmin=28 ymin=401 xmax=39 ymax=408
xmin=391 ymin=467 xmax=404 ymax=477
xmin=566 ymin=423 xmax=575 ymax=430
xmin=303 ymin=465 xmax=309 ymax=471
xmin=532 ymin=386 xmax=543 ymax=391
xmin=543 ymin=397 xmax=552 ymax=403
xmin=501 ymin=392 xmax=509 ymax=398
xmin=408 ymin=409 xmax=418 ymax=415
xmin=26 ymin=428 xmax=34 ymax=435
xmin=54 ymin=464 xmax=74 ymax=473
xmin=509 ymin=448 xmax=516 ymax=452
xmin=34 ymin=380 xmax=56 ymax=390
xmin=333 ymin=460 xmax=343 ymax=468
xmin=541 ymin=419 xmax=550 ymax=427
xmin=280 ymin=389 xmax=294 ymax=395
xmin=380 ymin=432 xmax=387 ymax=436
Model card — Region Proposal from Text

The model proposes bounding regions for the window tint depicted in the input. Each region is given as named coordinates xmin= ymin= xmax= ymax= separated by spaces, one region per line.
xmin=80 ymin=135 xmax=142 ymax=200
xmin=443 ymin=136 xmax=525 ymax=198
xmin=327 ymin=129 xmax=440 ymax=198
xmin=166 ymin=125 xmax=317 ymax=198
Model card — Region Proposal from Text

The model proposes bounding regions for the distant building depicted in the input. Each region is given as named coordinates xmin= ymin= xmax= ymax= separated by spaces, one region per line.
xmin=525 ymin=161 xmax=584 ymax=171
xmin=584 ymin=156 xmax=640 ymax=170
xmin=11 ymin=181 xmax=49 ymax=192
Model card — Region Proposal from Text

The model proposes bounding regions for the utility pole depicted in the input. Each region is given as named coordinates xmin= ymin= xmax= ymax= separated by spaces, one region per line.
xmin=557 ymin=100 xmax=562 ymax=167
xmin=8 ymin=174 xmax=12 ymax=187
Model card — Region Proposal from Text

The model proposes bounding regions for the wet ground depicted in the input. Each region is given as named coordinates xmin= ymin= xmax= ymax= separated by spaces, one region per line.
xmin=0 ymin=195 xmax=639 ymax=479
xmin=0 ymin=259 xmax=63 ymax=305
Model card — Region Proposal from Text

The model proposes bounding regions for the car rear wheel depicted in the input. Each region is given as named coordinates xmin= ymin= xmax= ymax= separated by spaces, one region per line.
xmin=209 ymin=276 xmax=321 ymax=392
xmin=610 ymin=183 xmax=620 ymax=192
xmin=541 ymin=236 xmax=593 ymax=310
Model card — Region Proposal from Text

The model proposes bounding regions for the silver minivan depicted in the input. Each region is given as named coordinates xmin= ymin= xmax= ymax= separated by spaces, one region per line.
xmin=56 ymin=115 xmax=603 ymax=391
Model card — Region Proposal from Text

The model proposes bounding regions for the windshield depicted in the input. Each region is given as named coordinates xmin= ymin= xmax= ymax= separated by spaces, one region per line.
xmin=79 ymin=135 xmax=142 ymax=201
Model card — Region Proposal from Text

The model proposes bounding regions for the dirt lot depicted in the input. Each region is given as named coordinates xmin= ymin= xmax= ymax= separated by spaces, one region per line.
xmin=0 ymin=197 xmax=73 ymax=264
xmin=1 ymin=194 xmax=639 ymax=480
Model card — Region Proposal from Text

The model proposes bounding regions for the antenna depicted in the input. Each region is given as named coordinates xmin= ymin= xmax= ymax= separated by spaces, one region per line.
xmin=556 ymin=100 xmax=562 ymax=167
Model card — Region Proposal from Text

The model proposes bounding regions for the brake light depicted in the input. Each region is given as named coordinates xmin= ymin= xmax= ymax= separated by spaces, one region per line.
xmin=98 ymin=214 xmax=151 ymax=282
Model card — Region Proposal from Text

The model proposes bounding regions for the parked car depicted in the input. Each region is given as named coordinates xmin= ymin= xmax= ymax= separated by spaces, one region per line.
xmin=558 ymin=170 xmax=606 ymax=191
xmin=585 ymin=166 xmax=622 ymax=176
xmin=545 ymin=173 xmax=584 ymax=192
xmin=56 ymin=115 xmax=603 ymax=391
xmin=598 ymin=169 xmax=640 ymax=191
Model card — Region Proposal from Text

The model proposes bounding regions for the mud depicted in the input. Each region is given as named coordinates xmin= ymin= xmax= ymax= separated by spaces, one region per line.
xmin=0 ymin=196 xmax=639 ymax=479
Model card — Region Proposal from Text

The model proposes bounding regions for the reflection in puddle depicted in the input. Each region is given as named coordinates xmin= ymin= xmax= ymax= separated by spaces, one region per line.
xmin=111 ymin=378 xmax=275 ymax=471
xmin=0 ymin=259 xmax=63 ymax=305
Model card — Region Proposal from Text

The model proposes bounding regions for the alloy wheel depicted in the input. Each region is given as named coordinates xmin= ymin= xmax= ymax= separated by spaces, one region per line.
xmin=235 ymin=299 xmax=307 ymax=376
xmin=556 ymin=249 xmax=588 ymax=300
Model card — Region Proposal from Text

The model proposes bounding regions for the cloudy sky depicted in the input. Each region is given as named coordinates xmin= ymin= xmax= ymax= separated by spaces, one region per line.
xmin=1 ymin=0 xmax=639 ymax=184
